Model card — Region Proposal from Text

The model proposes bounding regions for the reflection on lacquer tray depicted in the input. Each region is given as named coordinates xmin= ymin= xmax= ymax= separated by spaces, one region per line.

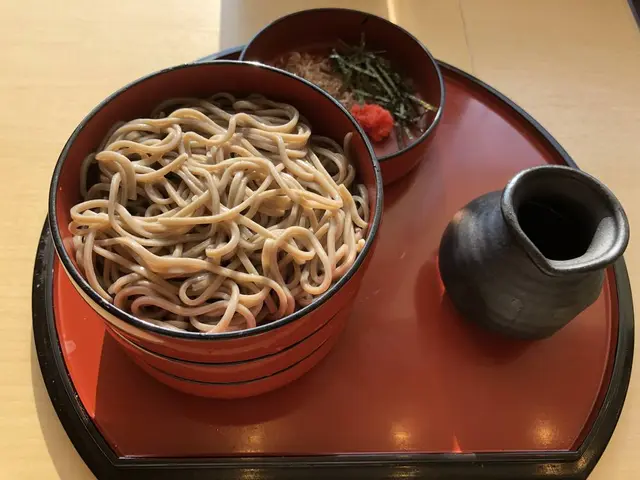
xmin=414 ymin=256 xmax=614 ymax=452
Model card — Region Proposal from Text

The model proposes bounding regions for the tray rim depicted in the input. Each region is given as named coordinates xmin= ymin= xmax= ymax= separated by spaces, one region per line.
xmin=32 ymin=46 xmax=634 ymax=480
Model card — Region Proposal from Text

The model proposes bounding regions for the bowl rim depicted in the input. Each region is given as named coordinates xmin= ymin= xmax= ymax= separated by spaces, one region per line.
xmin=239 ymin=7 xmax=446 ymax=162
xmin=48 ymin=59 xmax=384 ymax=341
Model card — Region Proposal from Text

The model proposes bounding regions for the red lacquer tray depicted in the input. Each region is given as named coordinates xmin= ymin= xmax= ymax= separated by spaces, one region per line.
xmin=33 ymin=47 xmax=633 ymax=480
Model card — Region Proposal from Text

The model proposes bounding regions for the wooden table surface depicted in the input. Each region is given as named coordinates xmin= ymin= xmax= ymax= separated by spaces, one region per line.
xmin=0 ymin=0 xmax=638 ymax=478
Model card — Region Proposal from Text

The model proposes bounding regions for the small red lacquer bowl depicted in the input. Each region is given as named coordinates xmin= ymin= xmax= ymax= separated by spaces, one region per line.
xmin=241 ymin=8 xmax=445 ymax=186
xmin=48 ymin=61 xmax=383 ymax=398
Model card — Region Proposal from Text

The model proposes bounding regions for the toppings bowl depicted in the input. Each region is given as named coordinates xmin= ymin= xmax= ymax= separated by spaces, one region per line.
xmin=241 ymin=8 xmax=445 ymax=185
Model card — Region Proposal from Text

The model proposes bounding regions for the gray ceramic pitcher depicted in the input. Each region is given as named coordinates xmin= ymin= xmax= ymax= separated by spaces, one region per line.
xmin=438 ymin=165 xmax=629 ymax=339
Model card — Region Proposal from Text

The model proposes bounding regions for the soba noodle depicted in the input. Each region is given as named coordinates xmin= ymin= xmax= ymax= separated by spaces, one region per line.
xmin=70 ymin=93 xmax=370 ymax=333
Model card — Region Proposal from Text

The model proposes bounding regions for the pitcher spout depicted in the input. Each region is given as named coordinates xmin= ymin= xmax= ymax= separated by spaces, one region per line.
xmin=500 ymin=165 xmax=629 ymax=276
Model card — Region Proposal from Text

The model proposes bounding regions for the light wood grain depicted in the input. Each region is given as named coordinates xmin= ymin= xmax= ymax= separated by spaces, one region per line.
xmin=394 ymin=0 xmax=472 ymax=72
xmin=219 ymin=0 xmax=390 ymax=49
xmin=0 ymin=0 xmax=637 ymax=478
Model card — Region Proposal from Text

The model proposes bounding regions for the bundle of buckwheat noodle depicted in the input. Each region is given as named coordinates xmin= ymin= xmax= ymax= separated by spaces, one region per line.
xmin=69 ymin=93 xmax=370 ymax=334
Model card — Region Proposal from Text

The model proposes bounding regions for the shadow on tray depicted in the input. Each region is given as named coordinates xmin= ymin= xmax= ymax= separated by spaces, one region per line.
xmin=413 ymin=256 xmax=534 ymax=452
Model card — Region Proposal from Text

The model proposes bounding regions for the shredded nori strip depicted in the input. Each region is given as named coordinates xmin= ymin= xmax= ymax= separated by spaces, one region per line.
xmin=329 ymin=34 xmax=436 ymax=140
